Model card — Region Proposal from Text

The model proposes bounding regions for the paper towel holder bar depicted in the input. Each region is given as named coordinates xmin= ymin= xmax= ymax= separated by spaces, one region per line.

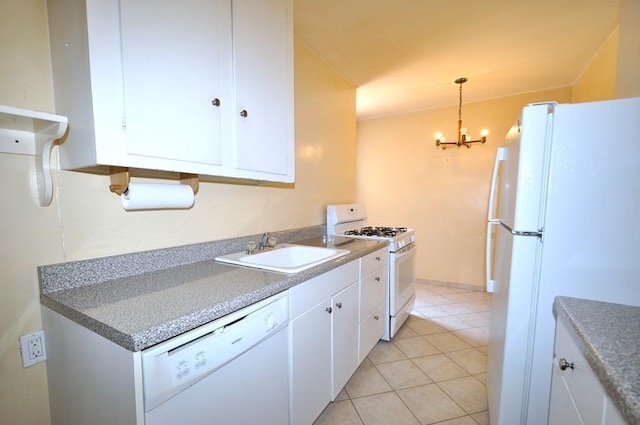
xmin=109 ymin=166 xmax=199 ymax=195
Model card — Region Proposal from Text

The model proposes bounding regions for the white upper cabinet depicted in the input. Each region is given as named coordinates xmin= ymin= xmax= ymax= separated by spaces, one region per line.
xmin=119 ymin=0 xmax=230 ymax=167
xmin=47 ymin=0 xmax=294 ymax=183
xmin=233 ymin=0 xmax=293 ymax=177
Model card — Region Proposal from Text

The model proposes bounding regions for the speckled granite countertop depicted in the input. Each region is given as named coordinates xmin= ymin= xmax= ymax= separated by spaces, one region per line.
xmin=554 ymin=296 xmax=640 ymax=425
xmin=39 ymin=226 xmax=386 ymax=352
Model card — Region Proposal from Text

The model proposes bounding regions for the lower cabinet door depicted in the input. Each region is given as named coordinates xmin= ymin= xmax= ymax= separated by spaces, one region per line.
xmin=550 ymin=318 xmax=627 ymax=425
xmin=331 ymin=281 xmax=360 ymax=400
xmin=289 ymin=299 xmax=332 ymax=425
xmin=358 ymin=301 xmax=385 ymax=364
xmin=549 ymin=355 xmax=585 ymax=425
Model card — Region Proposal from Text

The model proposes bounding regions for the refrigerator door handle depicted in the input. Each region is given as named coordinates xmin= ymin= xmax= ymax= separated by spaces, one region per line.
xmin=485 ymin=221 xmax=499 ymax=293
xmin=488 ymin=147 xmax=506 ymax=222
xmin=502 ymin=222 xmax=543 ymax=239
xmin=512 ymin=230 xmax=543 ymax=238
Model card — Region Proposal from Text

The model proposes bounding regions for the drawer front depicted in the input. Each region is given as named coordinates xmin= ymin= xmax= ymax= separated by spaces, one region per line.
xmin=289 ymin=261 xmax=358 ymax=319
xmin=358 ymin=302 xmax=385 ymax=364
xmin=360 ymin=248 xmax=387 ymax=278
xmin=360 ymin=268 xmax=387 ymax=321
xmin=553 ymin=319 xmax=604 ymax=425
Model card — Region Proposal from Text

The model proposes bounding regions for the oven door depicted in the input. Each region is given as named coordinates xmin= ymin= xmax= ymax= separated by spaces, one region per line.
xmin=388 ymin=242 xmax=417 ymax=339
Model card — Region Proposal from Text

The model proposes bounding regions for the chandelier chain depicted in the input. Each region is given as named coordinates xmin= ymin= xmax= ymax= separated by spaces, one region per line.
xmin=458 ymin=82 xmax=463 ymax=122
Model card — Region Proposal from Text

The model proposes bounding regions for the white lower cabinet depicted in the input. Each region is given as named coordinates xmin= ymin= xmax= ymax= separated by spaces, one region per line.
xmin=289 ymin=261 xmax=359 ymax=425
xmin=358 ymin=301 xmax=385 ymax=364
xmin=42 ymin=307 xmax=144 ymax=425
xmin=289 ymin=294 xmax=332 ymax=425
xmin=42 ymin=248 xmax=388 ymax=425
xmin=331 ymin=282 xmax=360 ymax=400
xmin=289 ymin=248 xmax=389 ymax=425
xmin=549 ymin=318 xmax=626 ymax=425
xmin=358 ymin=247 xmax=388 ymax=363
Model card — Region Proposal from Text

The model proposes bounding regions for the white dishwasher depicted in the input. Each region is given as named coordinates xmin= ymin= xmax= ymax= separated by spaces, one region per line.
xmin=142 ymin=293 xmax=289 ymax=425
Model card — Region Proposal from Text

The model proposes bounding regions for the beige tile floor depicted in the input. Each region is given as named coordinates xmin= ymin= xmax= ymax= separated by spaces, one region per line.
xmin=313 ymin=282 xmax=492 ymax=425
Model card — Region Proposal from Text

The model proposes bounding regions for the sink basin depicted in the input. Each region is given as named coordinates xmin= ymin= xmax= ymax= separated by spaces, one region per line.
xmin=215 ymin=243 xmax=350 ymax=274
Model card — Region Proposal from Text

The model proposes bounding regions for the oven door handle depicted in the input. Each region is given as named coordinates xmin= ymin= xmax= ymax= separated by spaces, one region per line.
xmin=393 ymin=243 xmax=416 ymax=258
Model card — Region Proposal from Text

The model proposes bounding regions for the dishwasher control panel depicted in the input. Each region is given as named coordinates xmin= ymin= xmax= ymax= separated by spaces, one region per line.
xmin=142 ymin=293 xmax=289 ymax=411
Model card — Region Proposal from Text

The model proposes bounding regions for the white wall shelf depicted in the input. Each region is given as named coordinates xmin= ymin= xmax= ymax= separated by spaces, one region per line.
xmin=0 ymin=105 xmax=68 ymax=206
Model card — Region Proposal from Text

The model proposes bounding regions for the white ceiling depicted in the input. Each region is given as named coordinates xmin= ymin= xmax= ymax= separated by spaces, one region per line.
xmin=293 ymin=0 xmax=620 ymax=120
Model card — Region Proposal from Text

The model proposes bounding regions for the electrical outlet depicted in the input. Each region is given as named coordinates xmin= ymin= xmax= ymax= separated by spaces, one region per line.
xmin=19 ymin=330 xmax=47 ymax=368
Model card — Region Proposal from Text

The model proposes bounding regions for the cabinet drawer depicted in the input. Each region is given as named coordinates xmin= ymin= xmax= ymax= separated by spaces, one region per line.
xmin=360 ymin=268 xmax=387 ymax=321
xmin=553 ymin=319 xmax=603 ymax=425
xmin=358 ymin=302 xmax=385 ymax=364
xmin=360 ymin=248 xmax=387 ymax=278
xmin=289 ymin=261 xmax=358 ymax=319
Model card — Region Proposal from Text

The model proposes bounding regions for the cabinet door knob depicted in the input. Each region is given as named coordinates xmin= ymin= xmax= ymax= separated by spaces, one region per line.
xmin=375 ymin=276 xmax=381 ymax=282
xmin=326 ymin=307 xmax=332 ymax=314
xmin=211 ymin=98 xmax=221 ymax=107
xmin=335 ymin=302 xmax=342 ymax=309
xmin=559 ymin=358 xmax=574 ymax=370
xmin=374 ymin=315 xmax=379 ymax=320
xmin=240 ymin=109 xmax=248 ymax=118
xmin=375 ymin=256 xmax=381 ymax=261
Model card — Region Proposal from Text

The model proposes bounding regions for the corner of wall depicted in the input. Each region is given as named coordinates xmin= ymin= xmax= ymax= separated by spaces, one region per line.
xmin=572 ymin=26 xmax=619 ymax=103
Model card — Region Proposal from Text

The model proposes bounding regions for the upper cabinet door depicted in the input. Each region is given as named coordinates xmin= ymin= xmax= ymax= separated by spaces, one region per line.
xmin=232 ymin=0 xmax=294 ymax=180
xmin=119 ymin=0 xmax=231 ymax=166
xmin=49 ymin=0 xmax=294 ymax=182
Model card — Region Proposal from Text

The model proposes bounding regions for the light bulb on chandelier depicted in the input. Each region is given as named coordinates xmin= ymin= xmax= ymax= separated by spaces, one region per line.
xmin=434 ymin=77 xmax=489 ymax=149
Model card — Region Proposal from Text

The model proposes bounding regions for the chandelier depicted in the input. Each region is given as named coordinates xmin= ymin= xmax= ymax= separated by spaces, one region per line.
xmin=434 ymin=77 xmax=489 ymax=149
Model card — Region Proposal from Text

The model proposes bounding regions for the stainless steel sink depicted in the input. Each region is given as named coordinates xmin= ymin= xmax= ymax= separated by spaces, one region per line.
xmin=215 ymin=243 xmax=350 ymax=273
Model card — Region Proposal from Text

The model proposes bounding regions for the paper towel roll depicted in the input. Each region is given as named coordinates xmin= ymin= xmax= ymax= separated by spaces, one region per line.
xmin=121 ymin=183 xmax=195 ymax=211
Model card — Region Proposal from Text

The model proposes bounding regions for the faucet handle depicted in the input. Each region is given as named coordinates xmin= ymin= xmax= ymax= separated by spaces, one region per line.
xmin=267 ymin=237 xmax=277 ymax=248
xmin=246 ymin=241 xmax=256 ymax=254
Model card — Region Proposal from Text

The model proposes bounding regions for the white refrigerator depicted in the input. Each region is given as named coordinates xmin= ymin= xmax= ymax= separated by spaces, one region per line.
xmin=486 ymin=98 xmax=640 ymax=425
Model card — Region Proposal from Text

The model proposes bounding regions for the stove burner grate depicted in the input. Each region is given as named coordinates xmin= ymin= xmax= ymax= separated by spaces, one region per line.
xmin=344 ymin=226 xmax=408 ymax=237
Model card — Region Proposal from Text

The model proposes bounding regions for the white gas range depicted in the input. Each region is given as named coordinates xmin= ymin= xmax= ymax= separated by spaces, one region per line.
xmin=327 ymin=204 xmax=417 ymax=340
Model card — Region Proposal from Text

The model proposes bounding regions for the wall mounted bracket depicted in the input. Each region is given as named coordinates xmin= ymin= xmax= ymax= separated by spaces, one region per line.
xmin=109 ymin=166 xmax=199 ymax=195
xmin=0 ymin=105 xmax=68 ymax=206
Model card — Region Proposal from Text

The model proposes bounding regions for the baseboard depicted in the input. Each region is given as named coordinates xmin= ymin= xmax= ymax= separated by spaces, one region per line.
xmin=416 ymin=278 xmax=486 ymax=292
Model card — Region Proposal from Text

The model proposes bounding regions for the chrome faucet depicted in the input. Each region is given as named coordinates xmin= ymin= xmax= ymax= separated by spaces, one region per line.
xmin=246 ymin=233 xmax=277 ymax=254
xmin=259 ymin=232 xmax=271 ymax=250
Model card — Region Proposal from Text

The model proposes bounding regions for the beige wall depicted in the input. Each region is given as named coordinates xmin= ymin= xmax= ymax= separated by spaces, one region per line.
xmin=0 ymin=1 xmax=356 ymax=422
xmin=616 ymin=0 xmax=640 ymax=98
xmin=572 ymin=26 xmax=619 ymax=103
xmin=356 ymin=88 xmax=573 ymax=288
